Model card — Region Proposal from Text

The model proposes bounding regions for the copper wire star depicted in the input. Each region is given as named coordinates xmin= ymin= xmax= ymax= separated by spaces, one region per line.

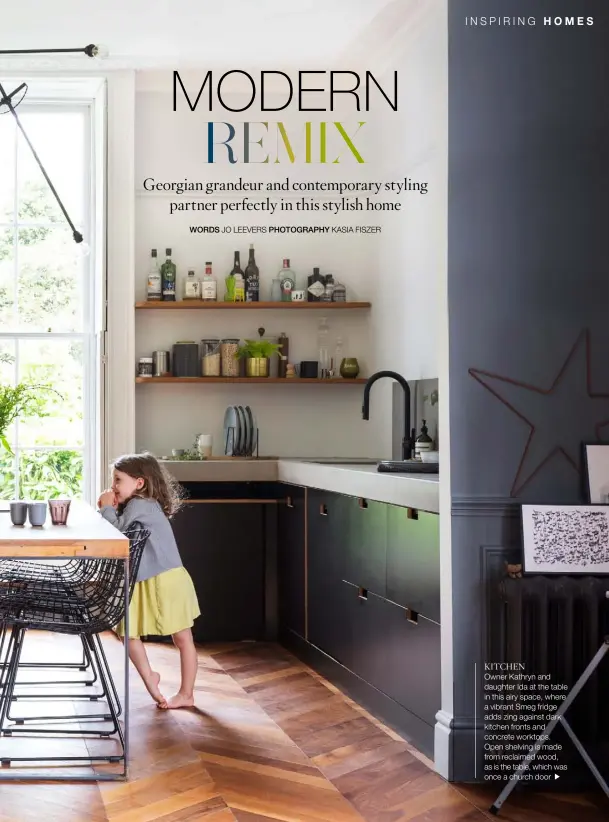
xmin=469 ymin=329 xmax=609 ymax=497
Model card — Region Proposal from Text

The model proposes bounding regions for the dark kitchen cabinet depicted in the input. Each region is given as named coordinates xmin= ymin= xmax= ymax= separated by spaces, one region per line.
xmin=375 ymin=598 xmax=441 ymax=727
xmin=171 ymin=502 xmax=266 ymax=642
xmin=277 ymin=486 xmax=306 ymax=639
xmin=307 ymin=488 xmax=350 ymax=661
xmin=335 ymin=581 xmax=389 ymax=686
xmin=344 ymin=497 xmax=387 ymax=597
xmin=386 ymin=507 xmax=440 ymax=623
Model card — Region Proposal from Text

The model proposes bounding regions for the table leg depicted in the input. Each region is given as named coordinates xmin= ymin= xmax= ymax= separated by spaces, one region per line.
xmin=123 ymin=557 xmax=129 ymax=779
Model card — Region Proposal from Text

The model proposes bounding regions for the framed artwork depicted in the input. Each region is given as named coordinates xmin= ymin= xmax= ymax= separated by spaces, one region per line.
xmin=521 ymin=504 xmax=609 ymax=574
xmin=583 ymin=443 xmax=609 ymax=504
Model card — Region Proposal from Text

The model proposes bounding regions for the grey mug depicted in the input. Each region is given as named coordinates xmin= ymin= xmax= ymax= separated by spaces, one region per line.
xmin=28 ymin=501 xmax=47 ymax=527
xmin=9 ymin=501 xmax=27 ymax=527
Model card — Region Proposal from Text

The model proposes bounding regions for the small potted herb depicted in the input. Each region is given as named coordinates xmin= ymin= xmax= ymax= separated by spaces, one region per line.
xmin=235 ymin=339 xmax=282 ymax=378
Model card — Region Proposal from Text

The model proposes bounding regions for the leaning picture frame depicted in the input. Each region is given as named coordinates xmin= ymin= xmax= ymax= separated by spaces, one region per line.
xmin=583 ymin=443 xmax=609 ymax=504
xmin=521 ymin=504 xmax=609 ymax=574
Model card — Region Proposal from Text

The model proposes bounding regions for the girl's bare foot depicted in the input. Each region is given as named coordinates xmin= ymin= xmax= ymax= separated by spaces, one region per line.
xmin=142 ymin=671 xmax=166 ymax=706
xmin=160 ymin=692 xmax=194 ymax=710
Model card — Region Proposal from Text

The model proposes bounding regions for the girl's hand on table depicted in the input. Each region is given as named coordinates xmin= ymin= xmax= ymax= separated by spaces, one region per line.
xmin=98 ymin=489 xmax=117 ymax=509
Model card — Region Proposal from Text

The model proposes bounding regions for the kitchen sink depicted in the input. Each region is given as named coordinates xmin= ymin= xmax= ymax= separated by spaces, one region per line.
xmin=377 ymin=460 xmax=439 ymax=474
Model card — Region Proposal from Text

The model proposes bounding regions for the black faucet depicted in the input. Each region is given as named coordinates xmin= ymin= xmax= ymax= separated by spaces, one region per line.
xmin=362 ymin=370 xmax=413 ymax=461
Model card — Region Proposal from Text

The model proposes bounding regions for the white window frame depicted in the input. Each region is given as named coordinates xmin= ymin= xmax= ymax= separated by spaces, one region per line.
xmin=0 ymin=78 xmax=106 ymax=504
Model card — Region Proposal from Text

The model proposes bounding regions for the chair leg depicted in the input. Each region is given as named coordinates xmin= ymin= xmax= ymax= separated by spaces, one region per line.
xmin=4 ymin=631 xmax=119 ymax=736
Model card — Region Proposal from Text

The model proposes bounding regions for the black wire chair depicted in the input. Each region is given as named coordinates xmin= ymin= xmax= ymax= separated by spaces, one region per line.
xmin=0 ymin=522 xmax=147 ymax=715
xmin=0 ymin=522 xmax=148 ymax=770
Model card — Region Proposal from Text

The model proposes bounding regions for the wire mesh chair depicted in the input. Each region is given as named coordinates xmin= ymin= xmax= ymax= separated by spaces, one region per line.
xmin=0 ymin=522 xmax=148 ymax=768
xmin=0 ymin=522 xmax=146 ymax=709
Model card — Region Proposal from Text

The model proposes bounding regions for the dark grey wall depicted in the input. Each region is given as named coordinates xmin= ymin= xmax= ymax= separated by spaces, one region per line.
xmin=447 ymin=0 xmax=609 ymax=780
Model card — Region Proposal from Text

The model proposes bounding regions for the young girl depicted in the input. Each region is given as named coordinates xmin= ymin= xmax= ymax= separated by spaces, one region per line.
xmin=97 ymin=453 xmax=200 ymax=710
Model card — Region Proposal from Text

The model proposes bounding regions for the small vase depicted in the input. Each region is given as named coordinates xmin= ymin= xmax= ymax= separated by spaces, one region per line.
xmin=246 ymin=357 xmax=269 ymax=378
xmin=340 ymin=358 xmax=360 ymax=378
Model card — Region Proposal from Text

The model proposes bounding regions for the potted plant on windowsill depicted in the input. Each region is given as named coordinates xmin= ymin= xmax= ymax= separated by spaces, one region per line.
xmin=235 ymin=339 xmax=282 ymax=378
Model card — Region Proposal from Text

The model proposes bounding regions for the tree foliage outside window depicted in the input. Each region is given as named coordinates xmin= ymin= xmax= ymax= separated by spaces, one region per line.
xmin=0 ymin=110 xmax=89 ymax=501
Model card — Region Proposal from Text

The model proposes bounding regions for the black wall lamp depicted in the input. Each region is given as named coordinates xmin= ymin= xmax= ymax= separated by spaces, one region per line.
xmin=0 ymin=44 xmax=108 ymax=251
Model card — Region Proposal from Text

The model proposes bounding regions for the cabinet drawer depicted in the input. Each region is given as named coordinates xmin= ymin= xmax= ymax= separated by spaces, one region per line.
xmin=335 ymin=582 xmax=389 ymax=685
xmin=344 ymin=497 xmax=387 ymax=597
xmin=386 ymin=507 xmax=440 ymax=623
xmin=376 ymin=598 xmax=441 ymax=727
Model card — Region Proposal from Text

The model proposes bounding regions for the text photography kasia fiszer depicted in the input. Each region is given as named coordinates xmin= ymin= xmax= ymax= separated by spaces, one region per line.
xmin=171 ymin=69 xmax=399 ymax=164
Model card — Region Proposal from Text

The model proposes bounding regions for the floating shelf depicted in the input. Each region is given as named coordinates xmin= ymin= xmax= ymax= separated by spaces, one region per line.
xmin=136 ymin=376 xmax=366 ymax=385
xmin=135 ymin=301 xmax=370 ymax=310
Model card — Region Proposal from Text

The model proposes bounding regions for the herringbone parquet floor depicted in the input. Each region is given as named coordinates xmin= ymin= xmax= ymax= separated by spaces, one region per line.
xmin=0 ymin=634 xmax=608 ymax=821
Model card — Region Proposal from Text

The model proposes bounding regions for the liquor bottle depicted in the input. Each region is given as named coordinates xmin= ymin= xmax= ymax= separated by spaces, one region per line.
xmin=183 ymin=269 xmax=201 ymax=300
xmin=231 ymin=251 xmax=245 ymax=301
xmin=147 ymin=249 xmax=161 ymax=301
xmin=160 ymin=248 xmax=176 ymax=301
xmin=321 ymin=273 xmax=334 ymax=302
xmin=244 ymin=244 xmax=260 ymax=302
xmin=201 ymin=262 xmax=217 ymax=301
xmin=307 ymin=267 xmax=325 ymax=301
xmin=415 ymin=420 xmax=434 ymax=459
xmin=278 ymin=258 xmax=295 ymax=301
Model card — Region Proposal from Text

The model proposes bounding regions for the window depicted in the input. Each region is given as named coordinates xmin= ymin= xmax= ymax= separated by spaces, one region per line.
xmin=0 ymin=101 xmax=100 ymax=502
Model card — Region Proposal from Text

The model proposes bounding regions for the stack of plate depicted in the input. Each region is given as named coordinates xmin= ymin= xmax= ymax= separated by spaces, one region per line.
xmin=223 ymin=406 xmax=258 ymax=457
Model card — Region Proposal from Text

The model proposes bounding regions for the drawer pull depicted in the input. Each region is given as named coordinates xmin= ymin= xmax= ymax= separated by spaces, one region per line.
xmin=358 ymin=498 xmax=368 ymax=509
xmin=286 ymin=496 xmax=294 ymax=508
xmin=405 ymin=608 xmax=418 ymax=624
xmin=407 ymin=508 xmax=418 ymax=520
xmin=358 ymin=587 xmax=368 ymax=600
xmin=319 ymin=504 xmax=328 ymax=516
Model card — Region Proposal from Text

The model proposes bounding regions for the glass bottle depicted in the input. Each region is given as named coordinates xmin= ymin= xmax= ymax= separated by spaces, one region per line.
xmin=160 ymin=248 xmax=176 ymax=301
xmin=201 ymin=262 xmax=217 ymax=301
xmin=415 ymin=420 xmax=434 ymax=459
xmin=146 ymin=249 xmax=161 ymax=301
xmin=270 ymin=278 xmax=282 ymax=302
xmin=278 ymin=258 xmax=295 ymax=302
xmin=307 ymin=267 xmax=325 ymax=302
xmin=183 ymin=269 xmax=201 ymax=300
xmin=318 ymin=316 xmax=330 ymax=378
xmin=244 ymin=244 xmax=260 ymax=302
xmin=332 ymin=278 xmax=346 ymax=302
xmin=321 ymin=273 xmax=334 ymax=302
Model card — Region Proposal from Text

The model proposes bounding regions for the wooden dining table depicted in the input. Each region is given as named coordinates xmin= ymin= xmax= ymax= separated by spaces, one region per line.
xmin=0 ymin=500 xmax=131 ymax=780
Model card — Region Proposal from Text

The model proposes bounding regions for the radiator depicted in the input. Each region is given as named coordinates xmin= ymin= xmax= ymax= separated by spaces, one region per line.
xmin=499 ymin=576 xmax=609 ymax=743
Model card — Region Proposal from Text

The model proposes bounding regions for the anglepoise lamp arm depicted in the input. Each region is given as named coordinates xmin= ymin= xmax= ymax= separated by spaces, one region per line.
xmin=0 ymin=82 xmax=83 ymax=243
xmin=0 ymin=44 xmax=105 ymax=245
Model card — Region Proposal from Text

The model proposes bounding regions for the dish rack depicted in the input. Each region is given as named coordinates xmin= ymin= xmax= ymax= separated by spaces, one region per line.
xmin=224 ymin=425 xmax=260 ymax=459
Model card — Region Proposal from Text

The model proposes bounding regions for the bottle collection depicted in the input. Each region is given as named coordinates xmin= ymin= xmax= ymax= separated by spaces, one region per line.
xmin=146 ymin=246 xmax=347 ymax=303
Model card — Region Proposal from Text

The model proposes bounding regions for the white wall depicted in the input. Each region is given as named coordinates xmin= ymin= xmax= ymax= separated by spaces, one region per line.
xmin=133 ymin=72 xmax=392 ymax=458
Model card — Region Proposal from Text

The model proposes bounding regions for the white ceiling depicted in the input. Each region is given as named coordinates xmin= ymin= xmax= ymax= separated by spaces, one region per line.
xmin=1 ymin=0 xmax=400 ymax=70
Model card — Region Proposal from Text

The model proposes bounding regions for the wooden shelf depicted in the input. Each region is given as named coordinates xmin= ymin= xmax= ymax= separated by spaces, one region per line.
xmin=135 ymin=301 xmax=370 ymax=310
xmin=136 ymin=376 xmax=367 ymax=385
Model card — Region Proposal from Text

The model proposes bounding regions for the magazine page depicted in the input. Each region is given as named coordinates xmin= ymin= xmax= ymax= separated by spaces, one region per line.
xmin=1 ymin=1 xmax=608 ymax=818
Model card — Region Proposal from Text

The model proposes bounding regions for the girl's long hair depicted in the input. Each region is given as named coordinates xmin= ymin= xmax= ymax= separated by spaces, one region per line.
xmin=112 ymin=452 xmax=183 ymax=517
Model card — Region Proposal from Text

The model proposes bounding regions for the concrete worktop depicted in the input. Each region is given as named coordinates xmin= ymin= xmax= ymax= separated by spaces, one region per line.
xmin=161 ymin=458 xmax=439 ymax=513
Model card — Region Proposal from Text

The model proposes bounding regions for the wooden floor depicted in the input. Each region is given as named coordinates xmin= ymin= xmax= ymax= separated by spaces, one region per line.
xmin=0 ymin=635 xmax=608 ymax=821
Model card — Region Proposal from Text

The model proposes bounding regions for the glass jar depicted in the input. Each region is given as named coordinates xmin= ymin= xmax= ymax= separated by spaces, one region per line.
xmin=221 ymin=338 xmax=240 ymax=377
xmin=270 ymin=278 xmax=282 ymax=302
xmin=137 ymin=357 xmax=153 ymax=378
xmin=201 ymin=339 xmax=221 ymax=376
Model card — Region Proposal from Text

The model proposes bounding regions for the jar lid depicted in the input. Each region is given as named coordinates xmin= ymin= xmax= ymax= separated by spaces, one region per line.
xmin=221 ymin=338 xmax=239 ymax=343
xmin=139 ymin=357 xmax=153 ymax=363
xmin=201 ymin=338 xmax=219 ymax=342
xmin=175 ymin=340 xmax=197 ymax=344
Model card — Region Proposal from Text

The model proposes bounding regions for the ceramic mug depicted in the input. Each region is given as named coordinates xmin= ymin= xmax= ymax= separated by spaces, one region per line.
xmin=28 ymin=501 xmax=47 ymax=527
xmin=9 ymin=501 xmax=27 ymax=527
xmin=291 ymin=290 xmax=306 ymax=302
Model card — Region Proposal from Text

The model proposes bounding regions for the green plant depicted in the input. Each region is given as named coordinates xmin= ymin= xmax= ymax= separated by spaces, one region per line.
xmin=0 ymin=353 xmax=60 ymax=454
xmin=235 ymin=340 xmax=282 ymax=360
xmin=0 ymin=450 xmax=83 ymax=500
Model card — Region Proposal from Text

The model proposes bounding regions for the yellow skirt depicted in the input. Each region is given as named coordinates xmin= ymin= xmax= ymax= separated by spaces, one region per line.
xmin=115 ymin=566 xmax=200 ymax=639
